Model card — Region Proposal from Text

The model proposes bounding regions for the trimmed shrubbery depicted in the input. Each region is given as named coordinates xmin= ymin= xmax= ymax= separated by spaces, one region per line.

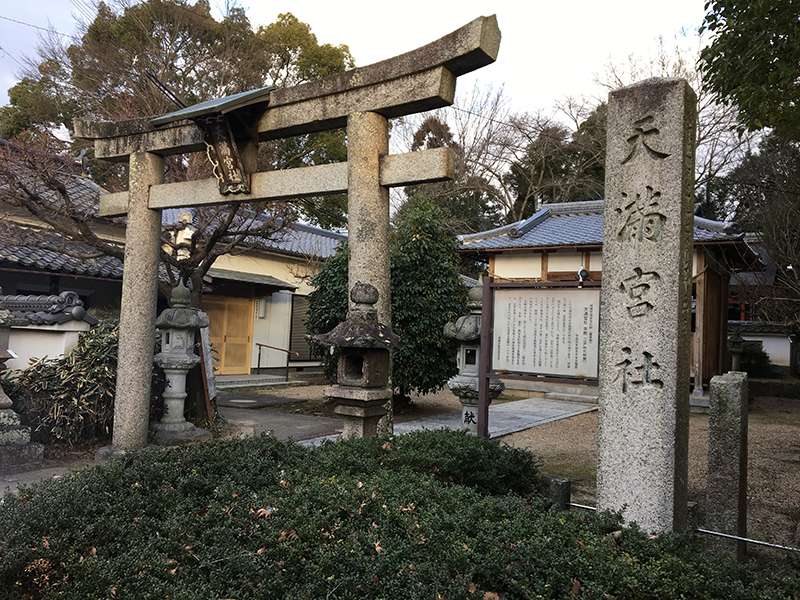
xmin=1 ymin=429 xmax=797 ymax=599
xmin=4 ymin=319 xmax=164 ymax=444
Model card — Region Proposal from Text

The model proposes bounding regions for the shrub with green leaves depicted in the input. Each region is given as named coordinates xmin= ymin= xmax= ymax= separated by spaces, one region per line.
xmin=1 ymin=429 xmax=796 ymax=600
xmin=5 ymin=319 xmax=163 ymax=444
xmin=307 ymin=196 xmax=467 ymax=399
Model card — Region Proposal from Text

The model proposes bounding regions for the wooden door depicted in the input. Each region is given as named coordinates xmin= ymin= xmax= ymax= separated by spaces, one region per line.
xmin=202 ymin=296 xmax=254 ymax=375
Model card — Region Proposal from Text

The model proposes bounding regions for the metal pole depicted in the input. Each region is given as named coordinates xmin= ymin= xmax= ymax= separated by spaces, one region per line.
xmin=695 ymin=529 xmax=800 ymax=552
xmin=477 ymin=276 xmax=493 ymax=439
xmin=566 ymin=505 xmax=800 ymax=553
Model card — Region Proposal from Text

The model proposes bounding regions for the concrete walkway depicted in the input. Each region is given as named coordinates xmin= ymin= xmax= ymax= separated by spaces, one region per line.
xmin=1 ymin=397 xmax=596 ymax=496
xmin=219 ymin=397 xmax=597 ymax=446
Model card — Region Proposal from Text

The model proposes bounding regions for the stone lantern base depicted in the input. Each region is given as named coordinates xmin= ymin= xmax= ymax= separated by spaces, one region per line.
xmin=0 ymin=387 xmax=44 ymax=473
xmin=447 ymin=375 xmax=505 ymax=436
xmin=326 ymin=385 xmax=392 ymax=439
xmin=151 ymin=420 xmax=212 ymax=446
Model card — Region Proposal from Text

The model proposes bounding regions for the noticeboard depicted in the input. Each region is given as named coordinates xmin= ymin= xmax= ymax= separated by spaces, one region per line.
xmin=492 ymin=288 xmax=600 ymax=378
xmin=197 ymin=312 xmax=217 ymax=419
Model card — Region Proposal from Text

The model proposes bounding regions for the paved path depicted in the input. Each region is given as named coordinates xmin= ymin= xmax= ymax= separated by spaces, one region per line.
xmin=1 ymin=398 xmax=596 ymax=496
xmin=394 ymin=398 xmax=597 ymax=438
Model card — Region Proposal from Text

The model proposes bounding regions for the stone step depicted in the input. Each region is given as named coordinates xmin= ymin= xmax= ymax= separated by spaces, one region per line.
xmin=544 ymin=392 xmax=598 ymax=405
xmin=0 ymin=442 xmax=44 ymax=474
xmin=0 ymin=423 xmax=32 ymax=445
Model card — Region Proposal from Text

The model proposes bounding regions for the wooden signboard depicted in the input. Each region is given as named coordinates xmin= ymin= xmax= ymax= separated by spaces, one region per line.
xmin=198 ymin=312 xmax=216 ymax=421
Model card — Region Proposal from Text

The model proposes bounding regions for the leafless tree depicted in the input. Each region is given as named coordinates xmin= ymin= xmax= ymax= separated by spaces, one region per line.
xmin=395 ymin=85 xmax=606 ymax=224
xmin=594 ymin=33 xmax=759 ymax=207
xmin=0 ymin=136 xmax=291 ymax=307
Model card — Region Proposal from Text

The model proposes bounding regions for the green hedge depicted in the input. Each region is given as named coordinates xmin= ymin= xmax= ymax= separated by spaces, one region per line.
xmin=4 ymin=319 xmax=164 ymax=444
xmin=0 ymin=430 xmax=796 ymax=599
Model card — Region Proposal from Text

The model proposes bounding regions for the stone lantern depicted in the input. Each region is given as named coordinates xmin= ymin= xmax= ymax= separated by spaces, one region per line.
xmin=311 ymin=282 xmax=399 ymax=438
xmin=0 ymin=293 xmax=44 ymax=472
xmin=151 ymin=281 xmax=212 ymax=445
xmin=443 ymin=276 xmax=504 ymax=435
xmin=728 ymin=332 xmax=745 ymax=372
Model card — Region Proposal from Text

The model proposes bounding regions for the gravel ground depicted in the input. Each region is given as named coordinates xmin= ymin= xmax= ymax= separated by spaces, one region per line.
xmin=503 ymin=394 xmax=800 ymax=560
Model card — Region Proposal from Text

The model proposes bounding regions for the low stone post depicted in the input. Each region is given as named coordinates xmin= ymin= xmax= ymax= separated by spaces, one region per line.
xmin=443 ymin=277 xmax=504 ymax=435
xmin=151 ymin=281 xmax=212 ymax=445
xmin=597 ymin=78 xmax=696 ymax=533
xmin=312 ymin=283 xmax=399 ymax=438
xmin=706 ymin=371 xmax=748 ymax=559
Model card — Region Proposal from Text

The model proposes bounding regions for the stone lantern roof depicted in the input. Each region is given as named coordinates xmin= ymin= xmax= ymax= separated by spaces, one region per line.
xmin=311 ymin=282 xmax=399 ymax=350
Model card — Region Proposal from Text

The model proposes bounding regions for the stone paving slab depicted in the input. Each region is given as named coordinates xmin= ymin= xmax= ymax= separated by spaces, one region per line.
xmin=216 ymin=394 xmax=304 ymax=409
xmin=393 ymin=398 xmax=597 ymax=438
xmin=217 ymin=406 xmax=342 ymax=441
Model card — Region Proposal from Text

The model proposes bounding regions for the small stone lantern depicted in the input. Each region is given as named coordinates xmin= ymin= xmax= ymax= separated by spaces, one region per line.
xmin=151 ymin=281 xmax=212 ymax=445
xmin=0 ymin=293 xmax=44 ymax=471
xmin=728 ymin=332 xmax=745 ymax=372
xmin=311 ymin=283 xmax=399 ymax=438
xmin=444 ymin=276 xmax=504 ymax=435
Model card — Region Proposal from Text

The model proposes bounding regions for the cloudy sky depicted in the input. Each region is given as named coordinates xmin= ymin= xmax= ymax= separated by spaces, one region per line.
xmin=0 ymin=0 xmax=708 ymax=118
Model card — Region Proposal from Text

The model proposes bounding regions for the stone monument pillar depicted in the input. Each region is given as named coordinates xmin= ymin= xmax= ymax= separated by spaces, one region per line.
xmin=312 ymin=283 xmax=399 ymax=438
xmin=596 ymin=78 xmax=696 ymax=532
xmin=443 ymin=277 xmax=504 ymax=435
xmin=151 ymin=281 xmax=212 ymax=445
xmin=706 ymin=371 xmax=748 ymax=558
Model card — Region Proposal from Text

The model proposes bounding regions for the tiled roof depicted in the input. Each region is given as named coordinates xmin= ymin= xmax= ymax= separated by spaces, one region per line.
xmin=728 ymin=321 xmax=793 ymax=335
xmin=459 ymin=200 xmax=744 ymax=251
xmin=0 ymin=290 xmax=97 ymax=325
xmin=0 ymin=140 xmax=122 ymax=225
xmin=256 ymin=220 xmax=346 ymax=259
xmin=0 ymin=226 xmax=125 ymax=279
xmin=1 ymin=140 xmax=346 ymax=275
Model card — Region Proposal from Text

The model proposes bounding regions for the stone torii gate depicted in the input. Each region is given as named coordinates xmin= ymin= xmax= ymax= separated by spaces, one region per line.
xmin=75 ymin=16 xmax=501 ymax=451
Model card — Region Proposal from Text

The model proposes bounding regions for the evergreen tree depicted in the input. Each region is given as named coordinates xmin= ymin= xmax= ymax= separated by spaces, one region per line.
xmin=307 ymin=196 xmax=467 ymax=401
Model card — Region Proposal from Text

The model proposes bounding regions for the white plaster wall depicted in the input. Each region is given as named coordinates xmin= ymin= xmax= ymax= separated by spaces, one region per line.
xmin=6 ymin=322 xmax=90 ymax=371
xmin=494 ymin=252 xmax=542 ymax=279
xmin=590 ymin=251 xmax=602 ymax=271
xmin=742 ymin=334 xmax=792 ymax=367
xmin=548 ymin=252 xmax=584 ymax=271
xmin=251 ymin=291 xmax=293 ymax=369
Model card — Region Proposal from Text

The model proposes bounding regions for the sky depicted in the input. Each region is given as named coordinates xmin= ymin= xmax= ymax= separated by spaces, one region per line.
xmin=0 ymin=0 xmax=708 ymax=121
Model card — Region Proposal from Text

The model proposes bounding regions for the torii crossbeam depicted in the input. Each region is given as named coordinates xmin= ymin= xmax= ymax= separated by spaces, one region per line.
xmin=75 ymin=16 xmax=501 ymax=451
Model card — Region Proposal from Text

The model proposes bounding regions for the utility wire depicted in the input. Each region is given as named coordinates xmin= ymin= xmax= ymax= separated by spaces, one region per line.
xmin=0 ymin=14 xmax=75 ymax=38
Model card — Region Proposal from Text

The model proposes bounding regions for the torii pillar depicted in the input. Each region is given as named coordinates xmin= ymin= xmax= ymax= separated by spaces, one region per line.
xmin=347 ymin=112 xmax=391 ymax=324
xmin=113 ymin=152 xmax=164 ymax=449
xmin=76 ymin=16 xmax=501 ymax=451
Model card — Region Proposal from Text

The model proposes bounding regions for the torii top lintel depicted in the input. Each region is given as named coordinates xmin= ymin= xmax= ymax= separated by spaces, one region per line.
xmin=73 ymin=15 xmax=500 ymax=162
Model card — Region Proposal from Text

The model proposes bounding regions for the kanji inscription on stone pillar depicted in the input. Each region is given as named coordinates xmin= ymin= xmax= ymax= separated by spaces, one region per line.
xmin=597 ymin=78 xmax=696 ymax=533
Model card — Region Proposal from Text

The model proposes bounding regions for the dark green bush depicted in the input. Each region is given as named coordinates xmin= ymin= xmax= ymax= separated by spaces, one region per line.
xmin=1 ymin=429 xmax=797 ymax=600
xmin=307 ymin=196 xmax=467 ymax=398
xmin=727 ymin=342 xmax=775 ymax=378
xmin=5 ymin=319 xmax=164 ymax=444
